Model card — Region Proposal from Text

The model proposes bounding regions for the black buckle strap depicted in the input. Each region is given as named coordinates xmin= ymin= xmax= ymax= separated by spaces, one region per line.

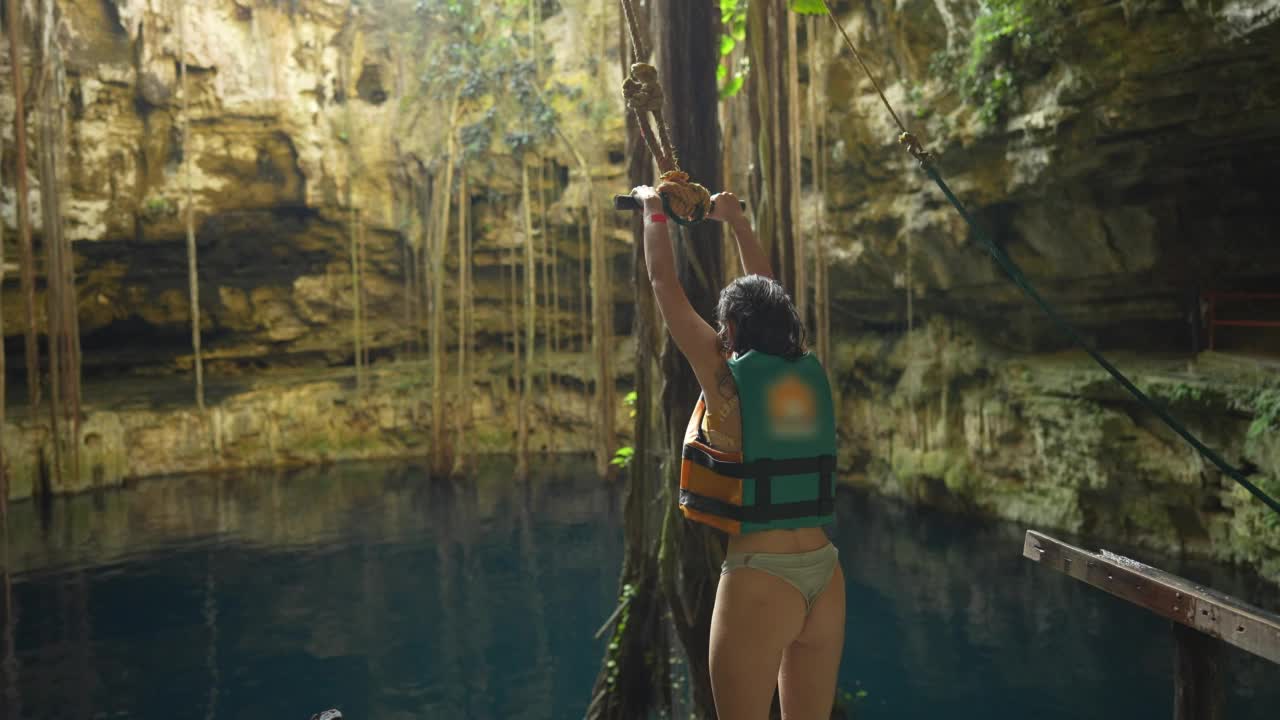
xmin=682 ymin=444 xmax=750 ymax=478
xmin=743 ymin=455 xmax=834 ymax=478
xmin=680 ymin=489 xmax=835 ymax=524
xmin=682 ymin=445 xmax=837 ymax=481
xmin=818 ymin=455 xmax=834 ymax=502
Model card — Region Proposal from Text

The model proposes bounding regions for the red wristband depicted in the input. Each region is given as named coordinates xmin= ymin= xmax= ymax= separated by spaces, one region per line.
xmin=646 ymin=213 xmax=668 ymax=224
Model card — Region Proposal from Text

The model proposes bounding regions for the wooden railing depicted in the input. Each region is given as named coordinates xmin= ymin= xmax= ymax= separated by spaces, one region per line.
xmin=1204 ymin=291 xmax=1280 ymax=351
xmin=1023 ymin=530 xmax=1280 ymax=720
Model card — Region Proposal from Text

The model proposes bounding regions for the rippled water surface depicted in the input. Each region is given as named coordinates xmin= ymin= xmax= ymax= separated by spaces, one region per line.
xmin=2 ymin=457 xmax=1277 ymax=719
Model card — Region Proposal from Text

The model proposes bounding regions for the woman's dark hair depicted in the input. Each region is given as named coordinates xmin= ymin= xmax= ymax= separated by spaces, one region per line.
xmin=715 ymin=274 xmax=807 ymax=359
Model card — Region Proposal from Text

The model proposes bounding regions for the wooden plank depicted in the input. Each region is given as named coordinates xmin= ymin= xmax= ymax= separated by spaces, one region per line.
xmin=1174 ymin=622 xmax=1224 ymax=720
xmin=1023 ymin=530 xmax=1280 ymax=664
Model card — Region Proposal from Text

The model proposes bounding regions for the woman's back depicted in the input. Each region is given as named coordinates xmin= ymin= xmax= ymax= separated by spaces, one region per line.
xmin=701 ymin=357 xmax=834 ymax=556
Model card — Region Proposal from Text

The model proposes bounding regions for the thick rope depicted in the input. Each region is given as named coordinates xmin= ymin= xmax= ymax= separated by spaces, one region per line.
xmin=816 ymin=0 xmax=1280 ymax=518
xmin=616 ymin=0 xmax=712 ymax=224
xmin=619 ymin=0 xmax=648 ymax=62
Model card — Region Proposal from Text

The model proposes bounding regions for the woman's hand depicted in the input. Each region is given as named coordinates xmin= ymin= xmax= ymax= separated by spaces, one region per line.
xmin=631 ymin=185 xmax=663 ymax=213
xmin=707 ymin=191 xmax=743 ymax=223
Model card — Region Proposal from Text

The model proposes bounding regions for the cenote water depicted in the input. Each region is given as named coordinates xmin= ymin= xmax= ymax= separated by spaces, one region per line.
xmin=2 ymin=457 xmax=1277 ymax=719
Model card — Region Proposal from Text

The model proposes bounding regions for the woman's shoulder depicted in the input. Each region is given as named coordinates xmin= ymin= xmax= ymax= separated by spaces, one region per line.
xmin=712 ymin=359 xmax=739 ymax=405
xmin=703 ymin=359 xmax=741 ymax=427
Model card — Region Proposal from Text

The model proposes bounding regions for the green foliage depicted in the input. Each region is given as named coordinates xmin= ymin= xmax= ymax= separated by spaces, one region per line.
xmin=934 ymin=0 xmax=1064 ymax=127
xmin=718 ymin=0 xmax=749 ymax=99
xmin=141 ymin=195 xmax=175 ymax=220
xmin=1248 ymin=388 xmax=1280 ymax=439
xmin=400 ymin=0 xmax=573 ymax=170
xmin=834 ymin=683 xmax=869 ymax=717
xmin=905 ymin=84 xmax=932 ymax=120
xmin=611 ymin=445 xmax=635 ymax=468
xmin=1258 ymin=475 xmax=1280 ymax=531
xmin=604 ymin=582 xmax=639 ymax=691
xmin=623 ymin=389 xmax=638 ymax=418
xmin=1166 ymin=382 xmax=1206 ymax=405
xmin=789 ymin=0 xmax=829 ymax=14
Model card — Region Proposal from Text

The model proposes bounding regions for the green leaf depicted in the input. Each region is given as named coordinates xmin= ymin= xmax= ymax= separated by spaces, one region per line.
xmin=717 ymin=63 xmax=727 ymax=82
xmin=719 ymin=74 xmax=745 ymax=100
xmin=720 ymin=34 xmax=736 ymax=57
xmin=789 ymin=0 xmax=828 ymax=14
xmin=611 ymin=445 xmax=636 ymax=467
xmin=732 ymin=17 xmax=747 ymax=42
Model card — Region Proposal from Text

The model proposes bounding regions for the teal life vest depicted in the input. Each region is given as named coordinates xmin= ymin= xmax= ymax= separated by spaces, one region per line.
xmin=679 ymin=350 xmax=838 ymax=535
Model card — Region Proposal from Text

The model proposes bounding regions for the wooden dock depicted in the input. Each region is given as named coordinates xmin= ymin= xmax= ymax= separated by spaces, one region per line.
xmin=1023 ymin=530 xmax=1280 ymax=719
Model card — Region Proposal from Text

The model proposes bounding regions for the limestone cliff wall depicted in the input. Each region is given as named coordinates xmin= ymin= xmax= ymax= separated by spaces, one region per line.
xmin=823 ymin=0 xmax=1280 ymax=349
xmin=820 ymin=0 xmax=1280 ymax=577
xmin=0 ymin=0 xmax=629 ymax=377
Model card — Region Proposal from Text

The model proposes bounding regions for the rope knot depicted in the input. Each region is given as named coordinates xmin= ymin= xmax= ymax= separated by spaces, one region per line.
xmin=622 ymin=63 xmax=664 ymax=114
xmin=657 ymin=170 xmax=712 ymax=226
xmin=898 ymin=132 xmax=934 ymax=165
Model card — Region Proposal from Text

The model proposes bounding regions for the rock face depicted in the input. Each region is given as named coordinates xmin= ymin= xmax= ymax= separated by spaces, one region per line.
xmin=824 ymin=0 xmax=1280 ymax=350
xmin=820 ymin=0 xmax=1280 ymax=578
xmin=1 ymin=0 xmax=630 ymax=377
xmin=832 ymin=321 xmax=1280 ymax=580
xmin=1 ymin=353 xmax=636 ymax=499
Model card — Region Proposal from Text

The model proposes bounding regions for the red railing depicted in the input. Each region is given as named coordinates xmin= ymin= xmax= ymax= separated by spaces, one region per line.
xmin=1204 ymin=291 xmax=1280 ymax=350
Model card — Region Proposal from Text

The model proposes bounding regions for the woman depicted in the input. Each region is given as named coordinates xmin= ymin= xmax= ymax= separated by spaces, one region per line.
xmin=631 ymin=185 xmax=845 ymax=719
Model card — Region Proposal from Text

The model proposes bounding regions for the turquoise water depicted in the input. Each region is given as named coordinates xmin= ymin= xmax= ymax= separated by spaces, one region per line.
xmin=1 ymin=457 xmax=1277 ymax=719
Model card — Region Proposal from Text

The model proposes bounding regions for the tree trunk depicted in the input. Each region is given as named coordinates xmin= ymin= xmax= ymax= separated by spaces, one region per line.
xmin=516 ymin=157 xmax=536 ymax=477
xmin=585 ymin=5 xmax=668 ymax=717
xmin=549 ymin=184 xmax=562 ymax=448
xmin=432 ymin=124 xmax=457 ymax=478
xmin=537 ymin=161 xmax=554 ymax=452
xmin=7 ymin=0 xmax=39 ymax=412
xmin=38 ymin=0 xmax=79 ymax=486
xmin=652 ymin=2 xmax=726 ymax=714
xmin=464 ymin=175 xmax=474 ymax=469
xmin=342 ymin=42 xmax=365 ymax=397
xmin=747 ymin=0 xmax=798 ymax=296
xmin=453 ymin=167 xmax=470 ymax=475
xmin=179 ymin=0 xmax=204 ymax=410
xmin=720 ymin=68 xmax=743 ymax=288
xmin=509 ymin=197 xmax=522 ymax=423
xmin=419 ymin=174 xmax=434 ymax=357
xmin=589 ymin=188 xmax=614 ymax=477
xmin=1 ymin=135 xmax=6 ymax=505
xmin=789 ymin=8 xmax=806 ymax=323
xmin=350 ymin=205 xmax=363 ymax=393
xmin=808 ymin=15 xmax=831 ymax=365
xmin=577 ymin=209 xmax=587 ymax=405
xmin=360 ymin=219 xmax=370 ymax=372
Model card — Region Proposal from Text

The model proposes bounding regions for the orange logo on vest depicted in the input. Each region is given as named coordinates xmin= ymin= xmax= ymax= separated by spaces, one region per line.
xmin=767 ymin=374 xmax=818 ymax=438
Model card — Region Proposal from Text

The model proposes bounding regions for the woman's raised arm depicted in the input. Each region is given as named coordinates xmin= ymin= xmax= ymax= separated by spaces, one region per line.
xmin=708 ymin=191 xmax=772 ymax=279
xmin=633 ymin=186 xmax=723 ymax=386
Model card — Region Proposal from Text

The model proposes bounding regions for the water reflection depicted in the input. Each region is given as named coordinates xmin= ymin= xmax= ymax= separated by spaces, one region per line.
xmin=1 ymin=460 xmax=1277 ymax=720
xmin=832 ymin=490 xmax=1280 ymax=719
xmin=1 ymin=457 xmax=623 ymax=720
